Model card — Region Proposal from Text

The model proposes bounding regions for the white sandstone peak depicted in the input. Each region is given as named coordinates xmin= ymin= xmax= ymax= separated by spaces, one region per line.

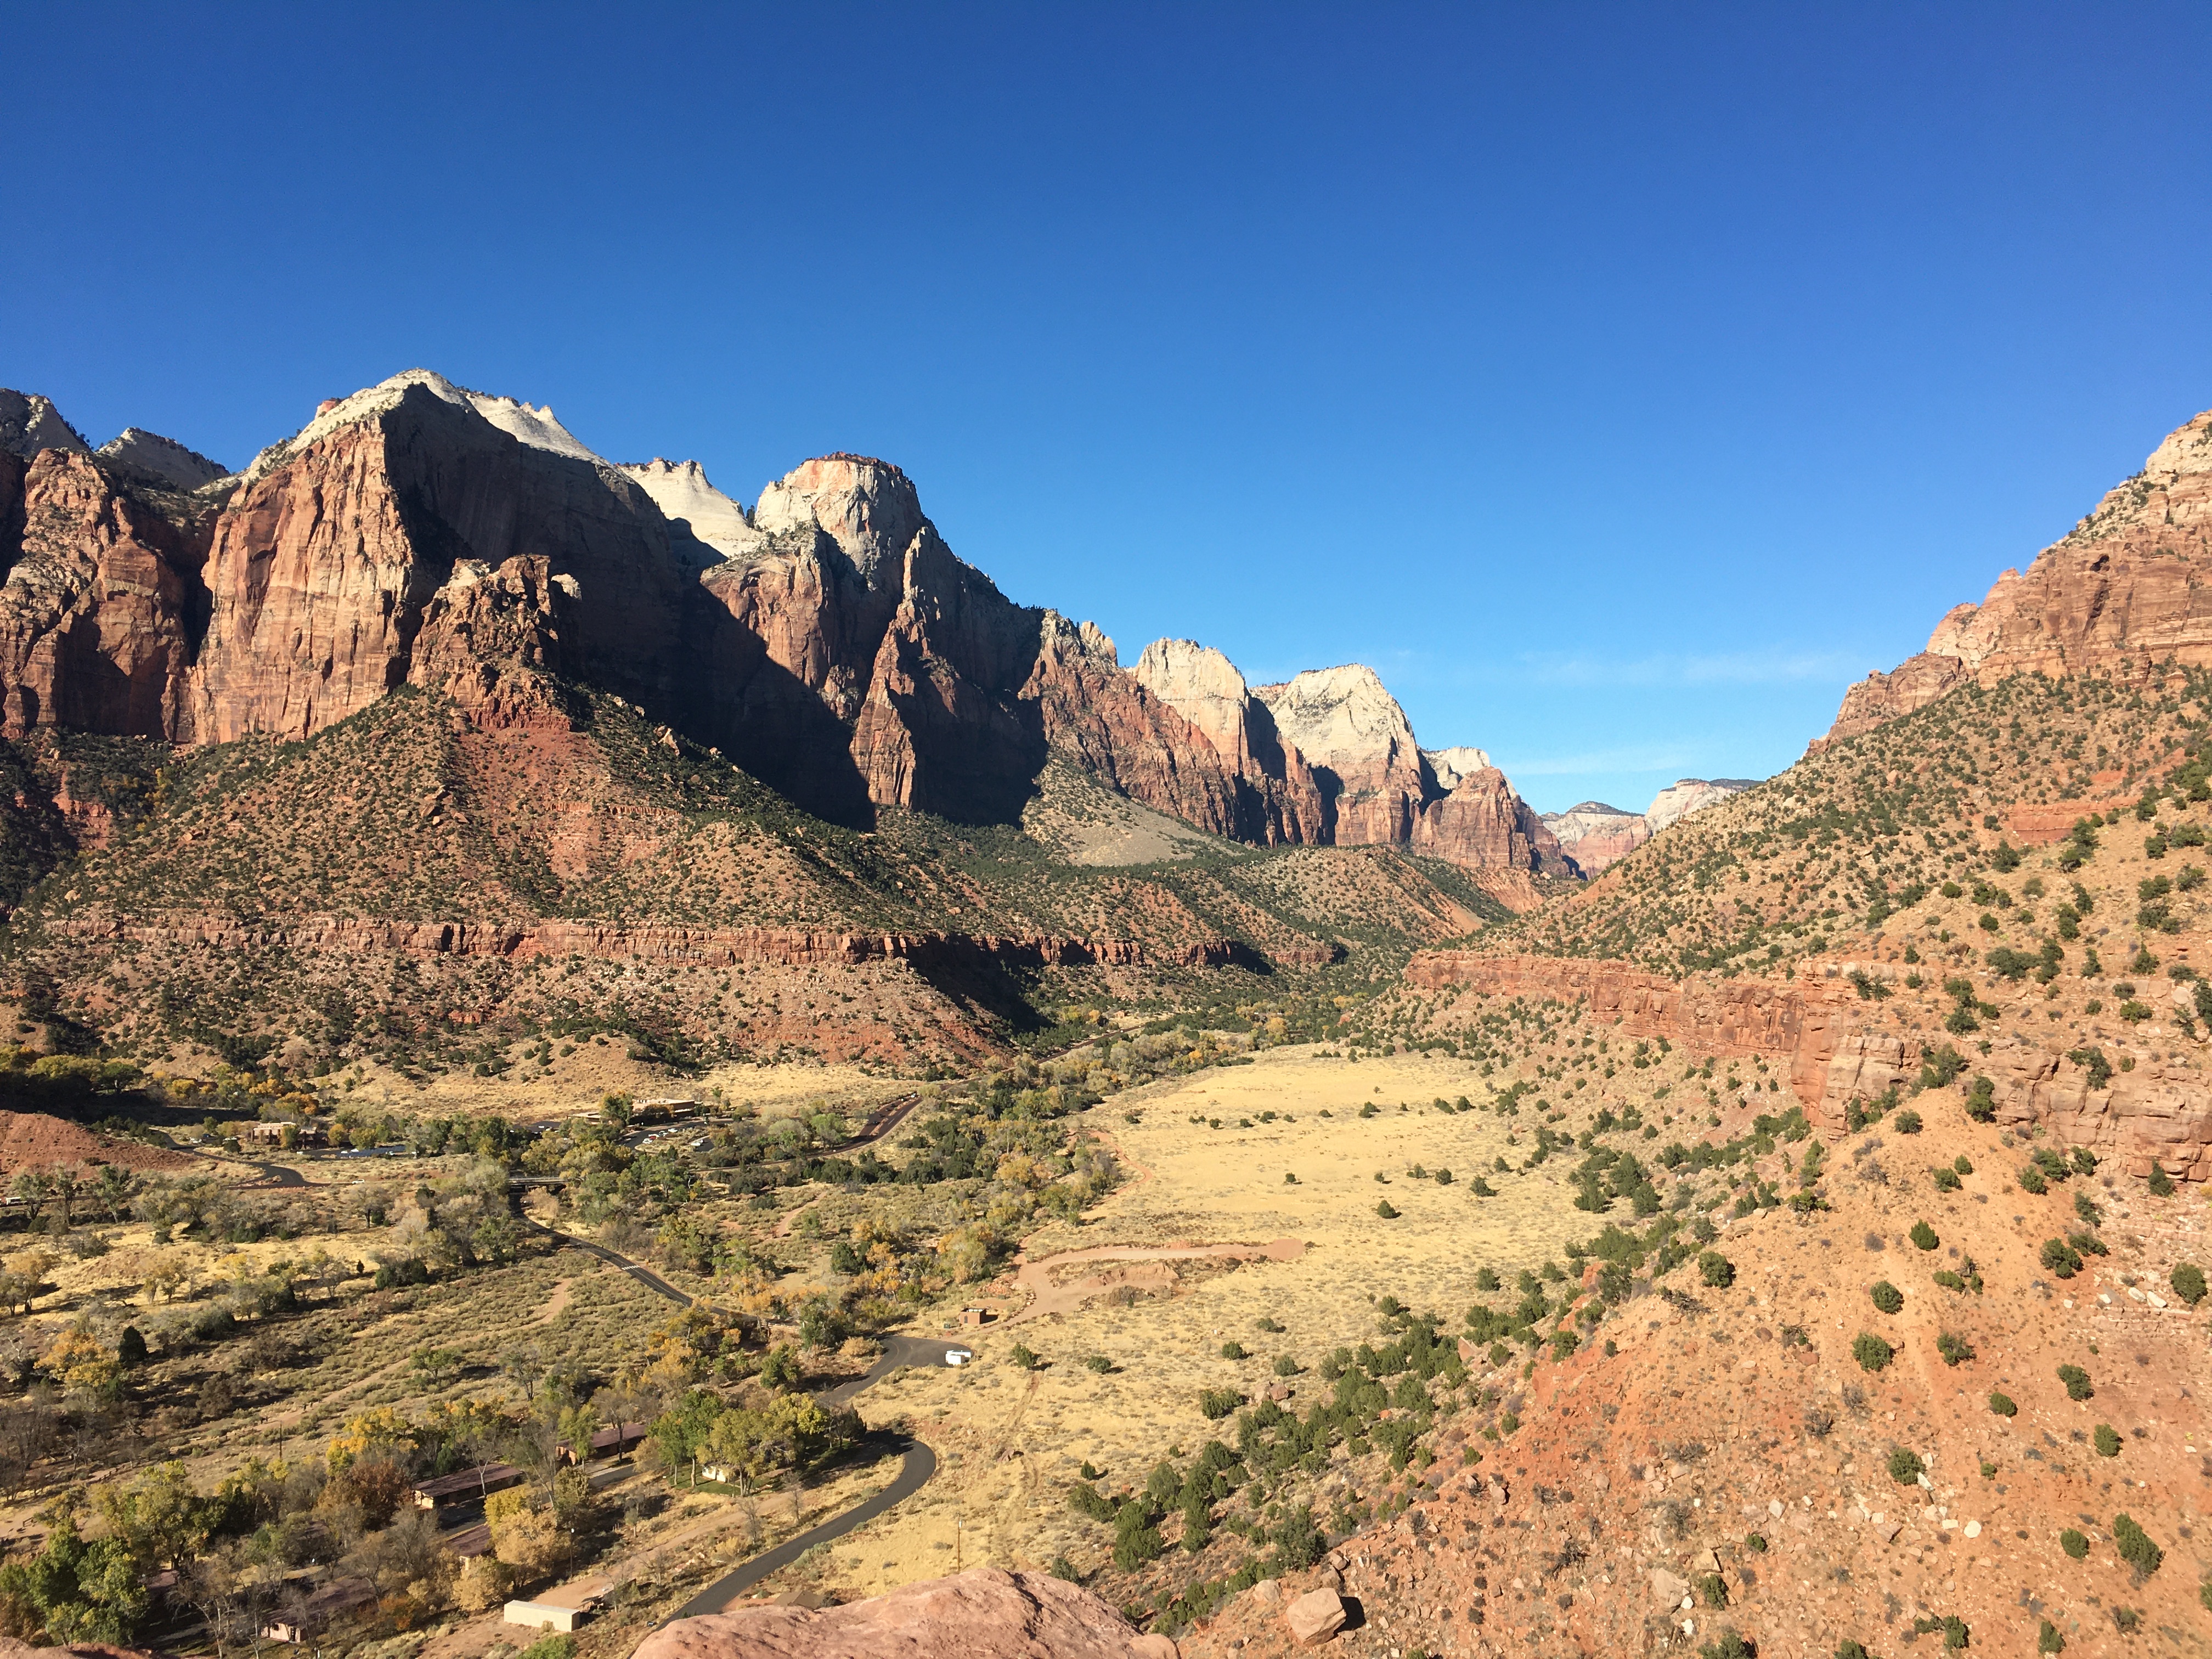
xmin=1423 ymin=745 xmax=1497 ymax=792
xmin=752 ymin=454 xmax=926 ymax=585
xmin=249 ymin=369 xmax=606 ymax=480
xmin=1134 ymin=639 xmax=1256 ymax=754
xmin=0 ymin=391 xmax=92 ymax=460
xmin=1253 ymin=664 xmax=1420 ymax=777
xmin=615 ymin=458 xmax=760 ymax=561
xmin=97 ymin=428 xmax=228 ymax=490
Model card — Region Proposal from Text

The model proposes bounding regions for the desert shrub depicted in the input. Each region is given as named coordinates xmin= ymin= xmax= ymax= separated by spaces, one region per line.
xmin=1953 ymin=1154 xmax=1973 ymax=1175
xmin=1937 ymin=1333 xmax=1973 ymax=1366
xmin=1220 ymin=1341 xmax=1247 ymax=1361
xmin=1988 ymin=1391 xmax=2017 ymax=1417
xmin=1696 ymin=1572 xmax=1728 ymax=1607
xmin=1852 ymin=1333 xmax=1893 ymax=1373
xmin=1008 ymin=1344 xmax=1040 ymax=1371
xmin=2059 ymin=1528 xmax=2087 ymax=1559
xmin=2094 ymin=1423 xmax=2120 ymax=1457
xmin=1697 ymin=1630 xmax=1754 ymax=1659
xmin=2039 ymin=1238 xmax=2081 ymax=1278
xmin=1964 ymin=1076 xmax=1996 ymax=1121
xmin=2019 ymin=1164 xmax=2049 ymax=1195
xmin=2058 ymin=1363 xmax=2092 ymax=1401
xmin=1893 ymin=1109 xmax=1922 ymax=1135
xmin=1887 ymin=1447 xmax=1924 ymax=1483
xmin=1068 ymin=1481 xmax=1114 ymax=1521
xmin=1198 ymin=1389 xmax=1241 ymax=1420
xmin=1374 ymin=1199 xmax=1399 ymax=1219
xmin=1272 ymin=1355 xmax=1299 ymax=1377
xmin=2038 ymin=1617 xmax=2066 ymax=1653
xmin=1698 ymin=1251 xmax=1734 ymax=1289
xmin=2172 ymin=1262 xmax=2207 ymax=1306
xmin=2113 ymin=1513 xmax=2162 ymax=1576
xmin=1932 ymin=1166 xmax=1961 ymax=1192
xmin=1869 ymin=1280 xmax=1903 ymax=1315
xmin=1910 ymin=1220 xmax=1938 ymax=1251
xmin=1084 ymin=1355 xmax=1112 ymax=1373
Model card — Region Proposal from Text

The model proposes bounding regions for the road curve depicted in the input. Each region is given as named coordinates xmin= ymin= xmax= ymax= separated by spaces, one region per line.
xmin=664 ymin=1436 xmax=939 ymax=1620
xmin=521 ymin=1218 xmax=963 ymax=1620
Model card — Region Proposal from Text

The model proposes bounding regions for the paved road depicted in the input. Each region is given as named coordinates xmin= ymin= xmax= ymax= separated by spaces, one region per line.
xmin=521 ymin=1221 xmax=966 ymax=1622
xmin=664 ymin=1436 xmax=939 ymax=1620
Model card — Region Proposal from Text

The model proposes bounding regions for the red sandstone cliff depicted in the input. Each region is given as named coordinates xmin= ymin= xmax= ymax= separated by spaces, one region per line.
xmin=1819 ymin=406 xmax=2212 ymax=746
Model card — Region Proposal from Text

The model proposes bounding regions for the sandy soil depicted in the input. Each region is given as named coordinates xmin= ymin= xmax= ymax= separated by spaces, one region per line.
xmin=787 ymin=1047 xmax=1601 ymax=1594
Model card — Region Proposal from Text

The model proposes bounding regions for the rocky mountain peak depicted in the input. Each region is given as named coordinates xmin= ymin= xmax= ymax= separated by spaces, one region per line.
xmin=1132 ymin=639 xmax=1252 ymax=755
xmin=96 ymin=428 xmax=228 ymax=490
xmin=0 ymin=390 xmax=92 ymax=460
xmin=1252 ymin=664 xmax=1418 ymax=781
xmin=247 ymin=369 xmax=603 ymax=482
xmin=1422 ymin=744 xmax=1496 ymax=792
xmin=1645 ymin=776 xmax=1754 ymax=833
xmin=752 ymin=453 xmax=926 ymax=586
xmin=614 ymin=458 xmax=759 ymax=563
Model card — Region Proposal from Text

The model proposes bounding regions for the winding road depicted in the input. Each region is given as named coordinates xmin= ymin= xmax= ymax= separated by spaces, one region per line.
xmin=522 ymin=1220 xmax=965 ymax=1621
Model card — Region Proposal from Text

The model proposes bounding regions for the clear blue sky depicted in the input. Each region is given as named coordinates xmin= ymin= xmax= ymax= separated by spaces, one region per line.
xmin=7 ymin=4 xmax=2209 ymax=814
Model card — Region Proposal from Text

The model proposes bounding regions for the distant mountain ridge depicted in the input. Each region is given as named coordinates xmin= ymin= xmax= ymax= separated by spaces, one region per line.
xmin=1540 ymin=776 xmax=1757 ymax=872
xmin=0 ymin=369 xmax=1571 ymax=889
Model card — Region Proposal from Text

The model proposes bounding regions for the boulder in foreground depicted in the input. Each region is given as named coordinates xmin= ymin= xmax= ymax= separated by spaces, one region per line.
xmin=630 ymin=1568 xmax=1169 ymax=1659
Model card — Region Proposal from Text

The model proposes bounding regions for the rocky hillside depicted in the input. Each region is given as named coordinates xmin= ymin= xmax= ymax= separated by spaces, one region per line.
xmin=1820 ymin=405 xmax=2212 ymax=746
xmin=1544 ymin=778 xmax=1758 ymax=874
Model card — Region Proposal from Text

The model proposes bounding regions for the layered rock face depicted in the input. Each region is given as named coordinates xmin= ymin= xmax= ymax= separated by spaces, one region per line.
xmin=0 ymin=447 xmax=218 ymax=739
xmin=1543 ymin=778 xmax=1756 ymax=873
xmin=1255 ymin=664 xmax=1431 ymax=844
xmin=1406 ymin=951 xmax=2207 ymax=1177
xmin=616 ymin=458 xmax=758 ymax=563
xmin=1540 ymin=799 xmax=1647 ymax=871
xmin=1132 ymin=639 xmax=1325 ymax=843
xmin=95 ymin=429 xmax=227 ymax=489
xmin=0 ymin=392 xmax=91 ymax=461
xmin=195 ymin=377 xmax=682 ymax=743
xmin=1251 ymin=665 xmax=1568 ymax=876
xmin=1819 ymin=406 xmax=2212 ymax=746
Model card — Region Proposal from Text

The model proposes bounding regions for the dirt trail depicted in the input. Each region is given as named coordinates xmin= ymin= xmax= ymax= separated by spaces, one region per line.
xmin=1002 ymin=1238 xmax=1304 ymax=1325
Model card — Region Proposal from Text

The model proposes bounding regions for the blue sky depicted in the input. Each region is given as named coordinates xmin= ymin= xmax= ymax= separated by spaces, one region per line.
xmin=6 ymin=4 xmax=2209 ymax=814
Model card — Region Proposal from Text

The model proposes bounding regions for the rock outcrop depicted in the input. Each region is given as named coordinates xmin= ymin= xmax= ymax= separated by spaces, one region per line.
xmin=616 ymin=458 xmax=758 ymax=564
xmin=95 ymin=428 xmax=227 ymax=489
xmin=1132 ymin=639 xmax=1326 ymax=843
xmin=631 ymin=1569 xmax=1163 ymax=1659
xmin=1818 ymin=406 xmax=2212 ymax=747
xmin=0 ymin=392 xmax=91 ymax=460
xmin=0 ymin=447 xmax=217 ymax=739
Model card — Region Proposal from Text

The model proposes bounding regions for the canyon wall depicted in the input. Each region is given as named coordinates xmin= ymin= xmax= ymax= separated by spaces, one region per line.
xmin=1818 ymin=406 xmax=2212 ymax=747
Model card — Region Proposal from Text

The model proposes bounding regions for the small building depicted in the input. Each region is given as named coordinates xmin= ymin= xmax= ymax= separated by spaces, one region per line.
xmin=633 ymin=1097 xmax=698 ymax=1125
xmin=959 ymin=1306 xmax=993 ymax=1327
xmin=505 ymin=1575 xmax=614 ymax=1633
xmin=263 ymin=1578 xmax=377 ymax=1643
xmin=411 ymin=1462 xmax=524 ymax=1509
xmin=558 ymin=1420 xmax=646 ymax=1465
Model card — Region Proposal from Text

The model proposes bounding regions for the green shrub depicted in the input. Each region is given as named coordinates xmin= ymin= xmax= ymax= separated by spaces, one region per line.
xmin=1964 ymin=1076 xmax=1996 ymax=1121
xmin=1852 ymin=1333 xmax=1893 ymax=1373
xmin=2113 ymin=1513 xmax=2162 ymax=1575
xmin=2148 ymin=1162 xmax=2175 ymax=1196
xmin=1697 ymin=1631 xmax=1753 ymax=1659
xmin=2058 ymin=1363 xmax=2092 ymax=1401
xmin=1869 ymin=1280 xmax=1903 ymax=1315
xmin=1271 ymin=1355 xmax=1299 ymax=1377
xmin=2019 ymin=1164 xmax=2049 ymax=1195
xmin=2094 ymin=1423 xmax=2120 ymax=1457
xmin=520 ymin=1638 xmax=575 ymax=1659
xmin=1910 ymin=1220 xmax=1938 ymax=1250
xmin=1887 ymin=1447 xmax=1925 ymax=1483
xmin=1220 ymin=1341 xmax=1246 ymax=1360
xmin=1937 ymin=1333 xmax=1973 ymax=1367
xmin=2037 ymin=1618 xmax=2064 ymax=1653
xmin=1893 ymin=1108 xmax=1923 ymax=1135
xmin=2039 ymin=1238 xmax=2082 ymax=1278
xmin=1009 ymin=1343 xmax=1040 ymax=1371
xmin=1084 ymin=1355 xmax=1113 ymax=1373
xmin=1198 ymin=1388 xmax=1242 ymax=1420
xmin=1696 ymin=1572 xmax=1728 ymax=1607
xmin=1932 ymin=1166 xmax=1962 ymax=1192
xmin=2172 ymin=1262 xmax=2207 ymax=1306
xmin=2059 ymin=1528 xmax=2087 ymax=1560
xmin=1953 ymin=1154 xmax=1973 ymax=1175
xmin=1375 ymin=1199 xmax=1400 ymax=1219
xmin=1699 ymin=1251 xmax=1735 ymax=1288
xmin=1987 ymin=1391 xmax=2017 ymax=1417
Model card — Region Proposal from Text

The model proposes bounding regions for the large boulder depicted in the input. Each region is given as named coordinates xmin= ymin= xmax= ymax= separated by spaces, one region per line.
xmin=631 ymin=1568 xmax=1164 ymax=1659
